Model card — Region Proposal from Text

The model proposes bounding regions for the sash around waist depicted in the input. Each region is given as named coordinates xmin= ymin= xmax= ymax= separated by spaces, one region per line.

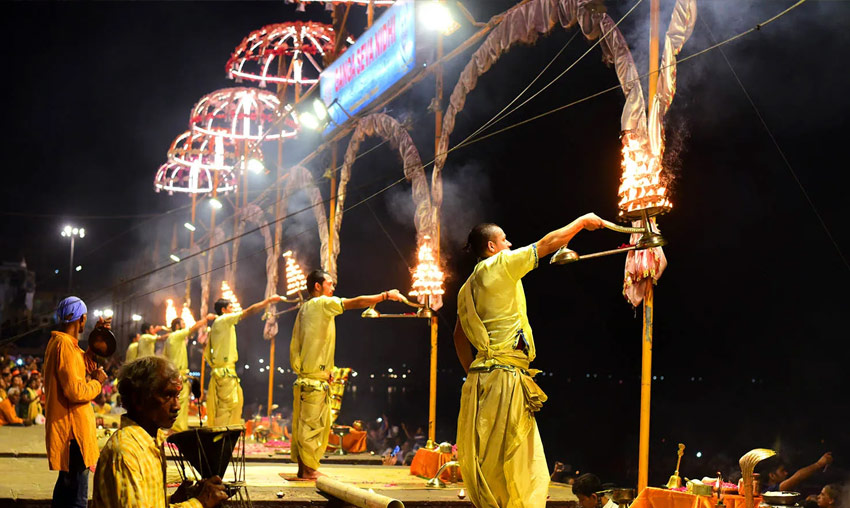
xmin=293 ymin=373 xmax=330 ymax=391
xmin=209 ymin=364 xmax=238 ymax=378
xmin=466 ymin=353 xmax=547 ymax=413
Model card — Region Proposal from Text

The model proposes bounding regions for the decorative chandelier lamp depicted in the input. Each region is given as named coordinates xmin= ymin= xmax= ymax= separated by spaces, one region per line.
xmin=190 ymin=87 xmax=296 ymax=142
xmin=154 ymin=160 xmax=239 ymax=196
xmin=226 ymin=22 xmax=353 ymax=90
xmin=167 ymin=129 xmax=240 ymax=173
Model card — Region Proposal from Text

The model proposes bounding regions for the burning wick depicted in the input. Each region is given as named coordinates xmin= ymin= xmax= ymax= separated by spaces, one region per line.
xmin=458 ymin=489 xmax=466 ymax=499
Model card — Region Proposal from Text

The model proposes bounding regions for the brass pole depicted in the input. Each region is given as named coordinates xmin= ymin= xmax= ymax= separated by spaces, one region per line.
xmin=638 ymin=281 xmax=654 ymax=492
xmin=425 ymin=30 xmax=445 ymax=448
xmin=428 ymin=314 xmax=438 ymax=446
xmin=367 ymin=0 xmax=374 ymax=28
xmin=185 ymin=194 xmax=196 ymax=306
xmin=269 ymin=55 xmax=287 ymax=421
xmin=638 ymin=0 xmax=660 ymax=491
xmin=201 ymin=175 xmax=219 ymax=403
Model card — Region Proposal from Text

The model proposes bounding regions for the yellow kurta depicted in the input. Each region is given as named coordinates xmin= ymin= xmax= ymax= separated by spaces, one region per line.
xmin=204 ymin=311 xmax=243 ymax=426
xmin=164 ymin=328 xmax=192 ymax=432
xmin=92 ymin=416 xmax=202 ymax=508
xmin=289 ymin=295 xmax=345 ymax=469
xmin=137 ymin=334 xmax=158 ymax=358
xmin=125 ymin=342 xmax=138 ymax=363
xmin=26 ymin=387 xmax=43 ymax=422
xmin=456 ymin=244 xmax=549 ymax=508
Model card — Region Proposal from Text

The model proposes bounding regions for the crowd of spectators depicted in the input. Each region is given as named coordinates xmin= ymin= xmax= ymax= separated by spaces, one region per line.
xmin=0 ymin=352 xmax=123 ymax=427
xmin=365 ymin=414 xmax=428 ymax=466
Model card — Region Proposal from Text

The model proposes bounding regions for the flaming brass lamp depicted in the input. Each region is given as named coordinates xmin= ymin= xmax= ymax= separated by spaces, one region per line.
xmin=551 ymin=209 xmax=667 ymax=265
xmin=361 ymin=294 xmax=432 ymax=319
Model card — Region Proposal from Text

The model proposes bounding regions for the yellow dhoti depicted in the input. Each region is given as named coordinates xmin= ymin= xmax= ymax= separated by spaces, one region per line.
xmin=455 ymin=244 xmax=550 ymax=508
xmin=458 ymin=363 xmax=549 ymax=508
xmin=172 ymin=374 xmax=191 ymax=432
xmin=290 ymin=379 xmax=331 ymax=470
xmin=206 ymin=366 xmax=243 ymax=427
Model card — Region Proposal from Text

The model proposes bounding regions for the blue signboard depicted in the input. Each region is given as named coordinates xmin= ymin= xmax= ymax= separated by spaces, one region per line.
xmin=319 ymin=0 xmax=417 ymax=135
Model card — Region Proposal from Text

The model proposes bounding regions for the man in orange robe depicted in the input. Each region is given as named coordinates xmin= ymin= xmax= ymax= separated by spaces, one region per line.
xmin=44 ymin=296 xmax=108 ymax=508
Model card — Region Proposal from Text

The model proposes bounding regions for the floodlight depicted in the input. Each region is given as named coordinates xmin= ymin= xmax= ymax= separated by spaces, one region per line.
xmin=313 ymin=99 xmax=328 ymax=121
xmin=299 ymin=112 xmax=320 ymax=131
xmin=246 ymin=158 xmax=265 ymax=174
xmin=420 ymin=1 xmax=458 ymax=35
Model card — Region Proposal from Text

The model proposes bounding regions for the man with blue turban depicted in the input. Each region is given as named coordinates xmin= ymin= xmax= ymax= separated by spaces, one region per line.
xmin=44 ymin=296 xmax=108 ymax=508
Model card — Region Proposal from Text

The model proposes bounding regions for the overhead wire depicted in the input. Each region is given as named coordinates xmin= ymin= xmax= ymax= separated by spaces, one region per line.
xmin=460 ymin=0 xmax=643 ymax=147
xmin=698 ymin=11 xmax=848 ymax=274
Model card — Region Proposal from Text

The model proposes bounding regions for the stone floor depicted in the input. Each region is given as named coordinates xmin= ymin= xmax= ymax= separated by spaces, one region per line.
xmin=0 ymin=425 xmax=577 ymax=507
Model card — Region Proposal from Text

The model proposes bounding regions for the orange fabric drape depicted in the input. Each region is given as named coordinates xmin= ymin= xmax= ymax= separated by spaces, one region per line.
xmin=409 ymin=447 xmax=462 ymax=482
xmin=327 ymin=426 xmax=367 ymax=453
xmin=632 ymin=487 xmax=761 ymax=508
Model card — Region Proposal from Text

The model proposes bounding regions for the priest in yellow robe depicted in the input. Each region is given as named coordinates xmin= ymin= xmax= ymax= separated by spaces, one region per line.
xmin=453 ymin=215 xmax=603 ymax=508
xmin=289 ymin=269 xmax=402 ymax=479
xmin=204 ymin=294 xmax=282 ymax=426
xmin=163 ymin=313 xmax=215 ymax=432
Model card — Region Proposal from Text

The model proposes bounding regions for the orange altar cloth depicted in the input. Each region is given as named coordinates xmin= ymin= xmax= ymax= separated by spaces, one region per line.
xmin=632 ymin=487 xmax=761 ymax=508
xmin=409 ymin=447 xmax=462 ymax=482
xmin=327 ymin=426 xmax=367 ymax=453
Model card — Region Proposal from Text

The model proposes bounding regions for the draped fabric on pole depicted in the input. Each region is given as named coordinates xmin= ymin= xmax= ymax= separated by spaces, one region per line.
xmin=432 ymin=0 xmax=649 ymax=216
xmin=198 ymin=226 xmax=230 ymax=342
xmin=228 ymin=203 xmax=275 ymax=330
xmin=623 ymin=0 xmax=696 ymax=306
xmin=329 ymin=113 xmax=436 ymax=307
xmin=180 ymin=244 xmax=208 ymax=342
xmin=262 ymin=165 xmax=329 ymax=339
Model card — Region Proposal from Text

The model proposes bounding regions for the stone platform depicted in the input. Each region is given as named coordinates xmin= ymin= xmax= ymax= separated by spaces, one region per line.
xmin=0 ymin=426 xmax=577 ymax=507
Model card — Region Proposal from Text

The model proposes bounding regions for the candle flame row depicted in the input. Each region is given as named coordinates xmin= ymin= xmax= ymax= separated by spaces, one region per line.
xmin=617 ymin=132 xmax=672 ymax=216
xmin=221 ymin=280 xmax=242 ymax=312
xmin=283 ymin=251 xmax=307 ymax=297
xmin=409 ymin=236 xmax=445 ymax=298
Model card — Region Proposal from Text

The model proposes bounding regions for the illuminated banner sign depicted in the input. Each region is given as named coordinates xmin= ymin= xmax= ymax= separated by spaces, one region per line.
xmin=320 ymin=0 xmax=421 ymax=135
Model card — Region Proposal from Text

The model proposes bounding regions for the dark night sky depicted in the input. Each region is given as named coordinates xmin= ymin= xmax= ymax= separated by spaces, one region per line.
xmin=1 ymin=0 xmax=848 ymax=488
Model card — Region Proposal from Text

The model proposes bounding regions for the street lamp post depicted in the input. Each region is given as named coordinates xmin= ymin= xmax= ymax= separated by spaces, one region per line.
xmin=60 ymin=225 xmax=85 ymax=293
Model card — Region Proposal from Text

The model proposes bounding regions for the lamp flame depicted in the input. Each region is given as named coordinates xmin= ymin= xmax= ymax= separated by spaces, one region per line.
xmin=181 ymin=304 xmax=196 ymax=328
xmin=165 ymin=299 xmax=178 ymax=326
xmin=221 ymin=281 xmax=242 ymax=312
xmin=409 ymin=236 xmax=444 ymax=300
xmin=283 ymin=251 xmax=307 ymax=297
xmin=617 ymin=132 xmax=672 ymax=217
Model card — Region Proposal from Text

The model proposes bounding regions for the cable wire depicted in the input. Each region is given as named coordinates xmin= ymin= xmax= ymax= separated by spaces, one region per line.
xmin=699 ymin=11 xmax=848 ymax=275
